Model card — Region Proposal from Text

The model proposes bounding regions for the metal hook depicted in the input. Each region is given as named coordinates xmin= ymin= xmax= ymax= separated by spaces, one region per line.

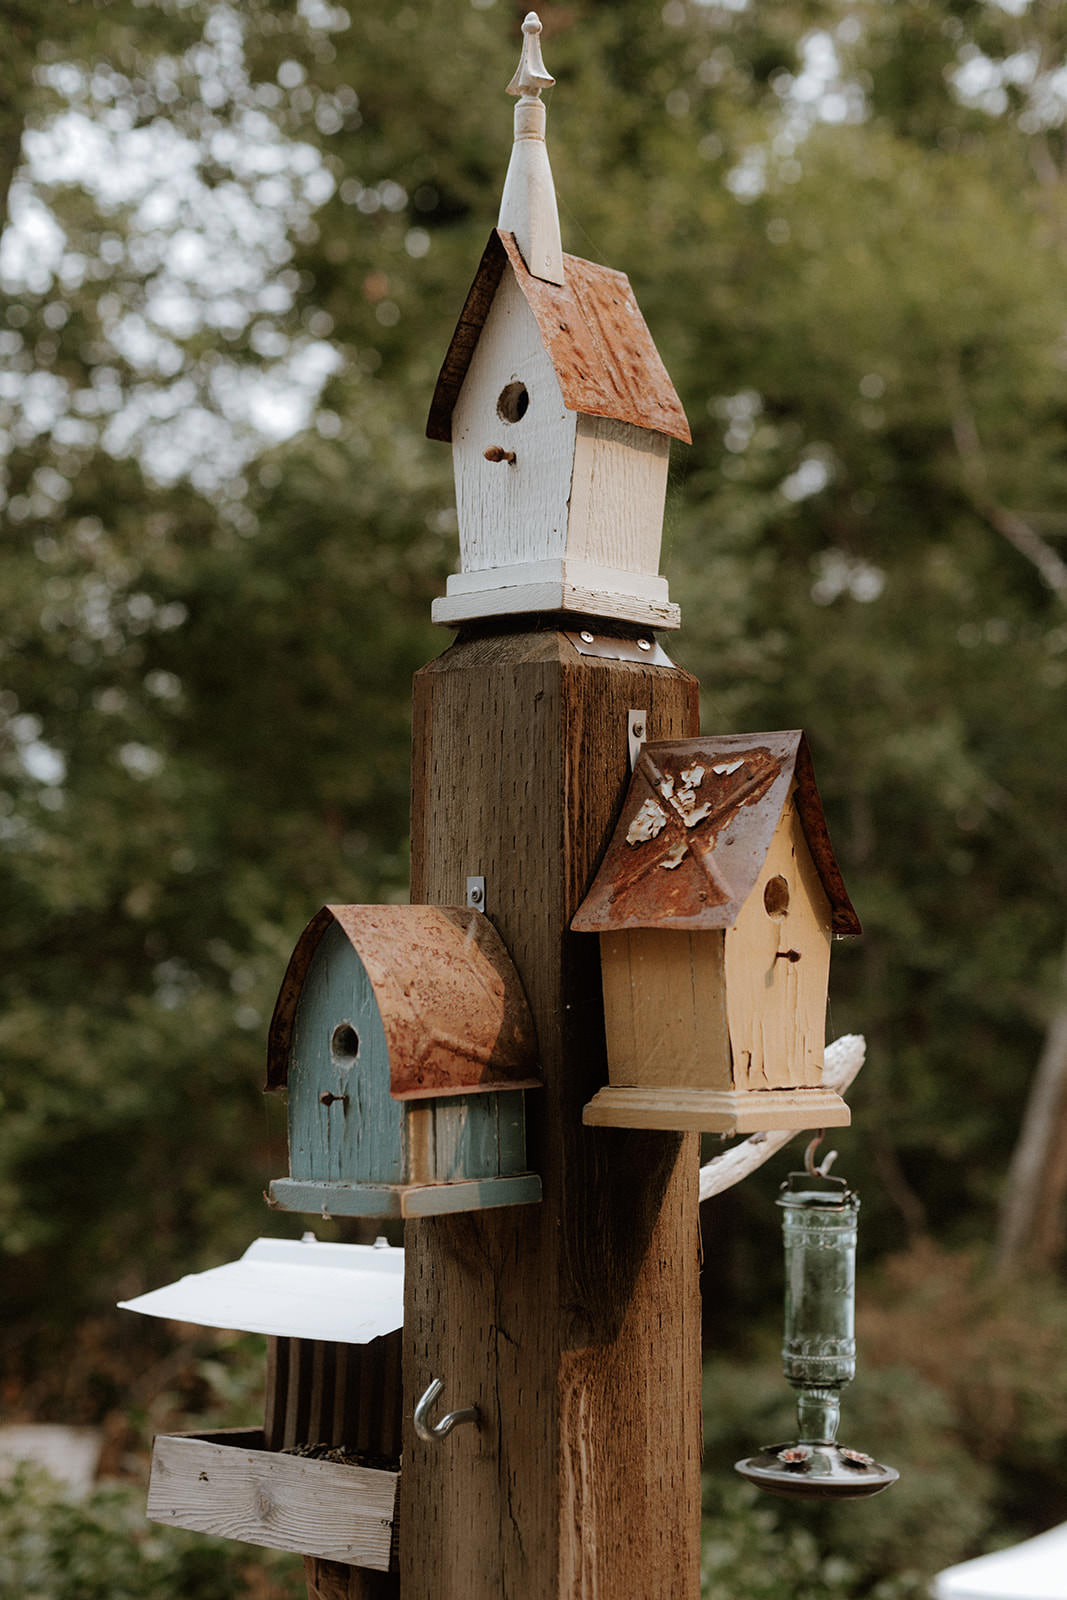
xmin=804 ymin=1130 xmax=837 ymax=1179
xmin=414 ymin=1378 xmax=479 ymax=1443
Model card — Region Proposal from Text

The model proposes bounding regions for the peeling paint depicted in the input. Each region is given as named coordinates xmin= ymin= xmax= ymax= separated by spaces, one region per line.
xmin=626 ymin=797 xmax=669 ymax=845
xmin=713 ymin=759 xmax=744 ymax=776
xmin=680 ymin=765 xmax=705 ymax=788
xmin=659 ymin=839 xmax=687 ymax=870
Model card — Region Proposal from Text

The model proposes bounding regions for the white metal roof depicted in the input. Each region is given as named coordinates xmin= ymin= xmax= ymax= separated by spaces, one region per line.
xmin=932 ymin=1523 xmax=1067 ymax=1600
xmin=118 ymin=1235 xmax=403 ymax=1345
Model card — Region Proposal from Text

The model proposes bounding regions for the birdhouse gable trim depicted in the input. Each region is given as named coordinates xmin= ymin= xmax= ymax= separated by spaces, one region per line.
xmin=570 ymin=731 xmax=861 ymax=937
xmin=266 ymin=904 xmax=541 ymax=1100
xmin=426 ymin=229 xmax=691 ymax=446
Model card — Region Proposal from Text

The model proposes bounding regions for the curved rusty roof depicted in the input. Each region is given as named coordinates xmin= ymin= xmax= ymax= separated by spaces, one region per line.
xmin=570 ymin=731 xmax=861 ymax=937
xmin=426 ymin=229 xmax=691 ymax=446
xmin=266 ymin=904 xmax=541 ymax=1100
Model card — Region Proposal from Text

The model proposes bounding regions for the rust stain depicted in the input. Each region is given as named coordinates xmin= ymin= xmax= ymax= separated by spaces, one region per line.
xmin=426 ymin=229 xmax=690 ymax=445
xmin=571 ymin=731 xmax=862 ymax=937
xmin=266 ymin=905 xmax=541 ymax=1101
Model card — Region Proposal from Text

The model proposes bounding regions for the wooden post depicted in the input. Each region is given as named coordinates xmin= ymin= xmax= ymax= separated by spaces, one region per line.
xmin=400 ymin=628 xmax=702 ymax=1597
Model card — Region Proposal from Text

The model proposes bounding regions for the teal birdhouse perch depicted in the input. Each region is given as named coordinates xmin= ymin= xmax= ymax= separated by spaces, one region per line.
xmin=266 ymin=904 xmax=542 ymax=1218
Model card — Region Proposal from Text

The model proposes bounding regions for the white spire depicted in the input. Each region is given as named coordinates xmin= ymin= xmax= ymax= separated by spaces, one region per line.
xmin=497 ymin=12 xmax=564 ymax=286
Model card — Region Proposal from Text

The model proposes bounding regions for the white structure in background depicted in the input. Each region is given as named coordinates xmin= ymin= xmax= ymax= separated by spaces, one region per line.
xmin=119 ymin=1234 xmax=403 ymax=1343
xmin=0 ymin=1425 xmax=102 ymax=1498
xmin=932 ymin=1523 xmax=1067 ymax=1600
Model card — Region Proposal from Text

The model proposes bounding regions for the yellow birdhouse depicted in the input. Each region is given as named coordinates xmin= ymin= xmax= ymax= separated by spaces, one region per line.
xmin=571 ymin=731 xmax=861 ymax=1133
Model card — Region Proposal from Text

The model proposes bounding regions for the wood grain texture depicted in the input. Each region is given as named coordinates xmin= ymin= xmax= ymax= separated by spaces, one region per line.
xmin=146 ymin=1430 xmax=398 ymax=1568
xmin=723 ymin=797 xmax=832 ymax=1093
xmin=402 ymin=628 xmax=701 ymax=1600
xmin=270 ymin=1173 xmax=541 ymax=1219
xmin=568 ymin=415 xmax=670 ymax=576
xmin=599 ymin=928 xmax=731 ymax=1092
xmin=288 ymin=923 xmax=404 ymax=1186
xmin=304 ymin=1556 xmax=398 ymax=1600
xmin=431 ymin=579 xmax=680 ymax=630
xmin=452 ymin=271 xmax=575 ymax=573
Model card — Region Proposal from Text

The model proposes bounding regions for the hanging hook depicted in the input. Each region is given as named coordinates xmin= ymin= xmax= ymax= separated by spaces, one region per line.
xmin=804 ymin=1130 xmax=838 ymax=1179
xmin=414 ymin=1378 xmax=479 ymax=1443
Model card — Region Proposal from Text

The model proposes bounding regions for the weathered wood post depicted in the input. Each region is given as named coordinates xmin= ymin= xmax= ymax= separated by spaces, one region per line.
xmin=400 ymin=15 xmax=702 ymax=1597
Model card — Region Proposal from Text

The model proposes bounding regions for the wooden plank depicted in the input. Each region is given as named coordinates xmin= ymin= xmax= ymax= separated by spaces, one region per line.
xmin=568 ymin=414 xmax=670 ymax=578
xmin=494 ymin=1091 xmax=526 ymax=1175
xmin=432 ymin=575 xmax=680 ymax=630
xmin=451 ymin=271 xmax=577 ymax=574
xmin=304 ymin=1556 xmax=398 ymax=1600
xmin=431 ymin=1095 xmax=499 ymax=1182
xmin=582 ymin=1084 xmax=852 ymax=1132
xmin=333 ymin=1342 xmax=354 ymax=1450
xmin=146 ymin=1431 xmax=398 ymax=1569
xmin=625 ymin=928 xmax=700 ymax=1087
xmin=283 ymin=1339 xmax=313 ymax=1450
xmin=400 ymin=1174 xmax=541 ymax=1216
xmin=288 ymin=923 xmax=405 ymax=1186
xmin=723 ymin=794 xmax=832 ymax=1092
xmin=270 ymin=1175 xmax=541 ymax=1219
xmin=378 ymin=1331 xmax=404 ymax=1462
xmin=264 ymin=1337 xmax=287 ymax=1453
xmin=690 ymin=931 xmax=732 ymax=1090
xmin=403 ymin=629 xmax=701 ymax=1600
xmin=308 ymin=1341 xmax=335 ymax=1446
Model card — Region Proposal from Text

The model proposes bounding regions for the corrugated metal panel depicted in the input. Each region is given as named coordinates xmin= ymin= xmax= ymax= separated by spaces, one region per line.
xmin=426 ymin=229 xmax=690 ymax=445
xmin=266 ymin=904 xmax=541 ymax=1100
xmin=118 ymin=1237 xmax=403 ymax=1345
xmin=571 ymin=731 xmax=861 ymax=937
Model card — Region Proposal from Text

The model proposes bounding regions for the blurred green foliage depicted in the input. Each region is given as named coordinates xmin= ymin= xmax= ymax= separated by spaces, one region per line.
xmin=0 ymin=1462 xmax=304 ymax=1600
xmin=3 ymin=0 xmax=1067 ymax=1589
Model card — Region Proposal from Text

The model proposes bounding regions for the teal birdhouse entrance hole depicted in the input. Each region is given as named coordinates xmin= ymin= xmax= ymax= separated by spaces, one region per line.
xmin=266 ymin=905 xmax=542 ymax=1218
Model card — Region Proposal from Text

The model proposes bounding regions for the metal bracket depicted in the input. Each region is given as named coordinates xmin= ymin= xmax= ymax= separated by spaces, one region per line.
xmin=414 ymin=1378 xmax=479 ymax=1443
xmin=466 ymin=875 xmax=486 ymax=911
xmin=564 ymin=630 xmax=675 ymax=668
xmin=627 ymin=709 xmax=647 ymax=770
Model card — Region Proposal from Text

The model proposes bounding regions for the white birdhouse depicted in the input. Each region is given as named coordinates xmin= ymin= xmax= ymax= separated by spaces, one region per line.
xmin=426 ymin=12 xmax=691 ymax=631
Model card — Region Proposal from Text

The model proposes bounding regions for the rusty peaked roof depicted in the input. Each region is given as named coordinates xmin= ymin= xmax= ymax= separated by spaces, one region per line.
xmin=426 ymin=228 xmax=691 ymax=446
xmin=571 ymin=731 xmax=861 ymax=937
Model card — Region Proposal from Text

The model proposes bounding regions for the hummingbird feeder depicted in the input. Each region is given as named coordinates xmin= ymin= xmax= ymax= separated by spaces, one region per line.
xmin=735 ymin=1137 xmax=899 ymax=1501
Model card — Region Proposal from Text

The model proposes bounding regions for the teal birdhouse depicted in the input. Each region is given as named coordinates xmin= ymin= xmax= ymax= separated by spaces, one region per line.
xmin=266 ymin=904 xmax=542 ymax=1218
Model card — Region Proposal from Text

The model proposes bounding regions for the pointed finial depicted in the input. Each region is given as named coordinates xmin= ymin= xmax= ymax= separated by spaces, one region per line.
xmin=507 ymin=12 xmax=555 ymax=99
xmin=498 ymin=11 xmax=563 ymax=284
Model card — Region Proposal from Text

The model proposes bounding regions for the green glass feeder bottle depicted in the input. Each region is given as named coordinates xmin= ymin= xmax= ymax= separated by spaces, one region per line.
xmin=735 ymin=1146 xmax=898 ymax=1501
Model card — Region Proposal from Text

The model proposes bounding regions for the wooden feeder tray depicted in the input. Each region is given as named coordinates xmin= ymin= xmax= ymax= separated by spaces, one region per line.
xmin=147 ymin=1427 xmax=399 ymax=1571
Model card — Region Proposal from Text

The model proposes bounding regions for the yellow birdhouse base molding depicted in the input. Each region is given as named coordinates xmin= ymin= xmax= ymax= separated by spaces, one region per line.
xmin=581 ymin=1085 xmax=851 ymax=1134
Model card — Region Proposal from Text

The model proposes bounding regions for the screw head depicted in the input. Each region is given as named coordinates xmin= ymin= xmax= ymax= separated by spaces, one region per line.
xmin=470 ymin=886 xmax=483 ymax=904
xmin=580 ymin=630 xmax=595 ymax=643
xmin=632 ymin=721 xmax=645 ymax=739
xmin=637 ymin=637 xmax=652 ymax=651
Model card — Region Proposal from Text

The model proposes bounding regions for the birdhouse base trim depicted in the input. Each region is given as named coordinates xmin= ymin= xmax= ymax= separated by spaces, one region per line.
xmin=147 ymin=1428 xmax=399 ymax=1569
xmin=269 ymin=1173 xmax=543 ymax=1219
xmin=581 ymin=1085 xmax=851 ymax=1134
xmin=432 ymin=558 xmax=680 ymax=630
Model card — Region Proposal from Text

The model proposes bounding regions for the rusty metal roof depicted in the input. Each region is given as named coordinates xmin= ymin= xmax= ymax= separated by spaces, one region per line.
xmin=266 ymin=904 xmax=541 ymax=1100
xmin=570 ymin=731 xmax=861 ymax=937
xmin=426 ymin=229 xmax=691 ymax=446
